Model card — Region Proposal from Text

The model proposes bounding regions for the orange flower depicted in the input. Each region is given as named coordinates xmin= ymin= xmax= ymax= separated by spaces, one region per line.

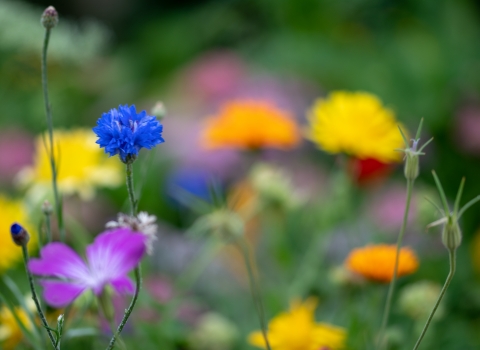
xmin=201 ymin=100 xmax=300 ymax=150
xmin=345 ymin=244 xmax=418 ymax=283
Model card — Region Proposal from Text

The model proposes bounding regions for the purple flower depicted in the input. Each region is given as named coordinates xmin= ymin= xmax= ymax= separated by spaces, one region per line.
xmin=28 ymin=228 xmax=146 ymax=308
xmin=93 ymin=104 xmax=164 ymax=163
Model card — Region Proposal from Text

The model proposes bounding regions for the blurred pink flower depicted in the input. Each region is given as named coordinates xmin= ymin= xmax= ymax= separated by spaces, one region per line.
xmin=367 ymin=184 xmax=418 ymax=231
xmin=455 ymin=105 xmax=480 ymax=155
xmin=0 ymin=128 xmax=34 ymax=184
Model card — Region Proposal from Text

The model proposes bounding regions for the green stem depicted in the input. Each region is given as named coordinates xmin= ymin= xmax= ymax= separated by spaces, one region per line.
xmin=238 ymin=239 xmax=272 ymax=350
xmin=41 ymin=27 xmax=65 ymax=242
xmin=45 ymin=212 xmax=52 ymax=243
xmin=126 ymin=162 xmax=137 ymax=216
xmin=106 ymin=162 xmax=141 ymax=349
xmin=412 ymin=249 xmax=456 ymax=350
xmin=106 ymin=267 xmax=141 ymax=350
xmin=22 ymin=245 xmax=59 ymax=349
xmin=377 ymin=179 xmax=414 ymax=349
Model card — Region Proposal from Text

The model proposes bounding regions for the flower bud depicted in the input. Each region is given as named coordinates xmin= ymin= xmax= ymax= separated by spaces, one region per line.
xmin=404 ymin=151 xmax=419 ymax=181
xmin=42 ymin=200 xmax=53 ymax=215
xmin=10 ymin=223 xmax=30 ymax=246
xmin=151 ymin=102 xmax=166 ymax=120
xmin=41 ymin=6 xmax=59 ymax=29
xmin=441 ymin=219 xmax=462 ymax=251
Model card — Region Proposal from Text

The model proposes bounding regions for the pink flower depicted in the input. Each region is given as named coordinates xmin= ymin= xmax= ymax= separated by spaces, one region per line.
xmin=28 ymin=228 xmax=146 ymax=308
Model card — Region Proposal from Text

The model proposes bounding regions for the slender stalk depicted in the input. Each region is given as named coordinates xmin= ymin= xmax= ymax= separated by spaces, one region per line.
xmin=41 ymin=27 xmax=65 ymax=241
xmin=412 ymin=249 xmax=456 ymax=350
xmin=126 ymin=162 xmax=137 ymax=216
xmin=44 ymin=212 xmax=52 ymax=243
xmin=106 ymin=162 xmax=141 ymax=350
xmin=106 ymin=268 xmax=141 ymax=350
xmin=377 ymin=179 xmax=414 ymax=349
xmin=238 ymin=239 xmax=272 ymax=350
xmin=22 ymin=245 xmax=59 ymax=349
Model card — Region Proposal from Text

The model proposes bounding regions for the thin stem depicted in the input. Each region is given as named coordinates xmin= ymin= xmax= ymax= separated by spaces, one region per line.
xmin=413 ymin=249 xmax=456 ymax=350
xmin=22 ymin=245 xmax=59 ymax=349
xmin=238 ymin=239 xmax=272 ymax=350
xmin=42 ymin=27 xmax=65 ymax=241
xmin=45 ymin=212 xmax=52 ymax=243
xmin=377 ymin=179 xmax=414 ymax=349
xmin=126 ymin=162 xmax=137 ymax=216
xmin=106 ymin=162 xmax=141 ymax=349
xmin=106 ymin=266 xmax=141 ymax=350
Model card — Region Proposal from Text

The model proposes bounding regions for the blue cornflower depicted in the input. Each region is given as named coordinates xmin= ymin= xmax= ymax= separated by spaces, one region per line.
xmin=93 ymin=104 xmax=164 ymax=163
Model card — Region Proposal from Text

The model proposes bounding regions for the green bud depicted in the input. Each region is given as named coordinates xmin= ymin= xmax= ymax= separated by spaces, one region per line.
xmin=41 ymin=6 xmax=59 ymax=29
xmin=404 ymin=150 xmax=419 ymax=181
xmin=441 ymin=218 xmax=462 ymax=251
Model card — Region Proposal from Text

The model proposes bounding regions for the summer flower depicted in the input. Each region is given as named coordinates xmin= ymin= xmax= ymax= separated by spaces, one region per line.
xmin=0 ymin=195 xmax=36 ymax=273
xmin=28 ymin=228 xmax=146 ymax=308
xmin=201 ymin=100 xmax=300 ymax=150
xmin=248 ymin=298 xmax=346 ymax=350
xmin=93 ymin=104 xmax=164 ymax=163
xmin=18 ymin=129 xmax=123 ymax=200
xmin=345 ymin=244 xmax=418 ymax=283
xmin=106 ymin=212 xmax=158 ymax=254
xmin=0 ymin=302 xmax=34 ymax=350
xmin=307 ymin=91 xmax=405 ymax=163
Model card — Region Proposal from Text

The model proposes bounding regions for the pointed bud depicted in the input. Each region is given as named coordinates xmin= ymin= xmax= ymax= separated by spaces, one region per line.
xmin=10 ymin=223 xmax=30 ymax=246
xmin=41 ymin=6 xmax=59 ymax=29
xmin=151 ymin=102 xmax=166 ymax=120
xmin=441 ymin=218 xmax=462 ymax=251
xmin=42 ymin=200 xmax=53 ymax=215
xmin=404 ymin=150 xmax=420 ymax=181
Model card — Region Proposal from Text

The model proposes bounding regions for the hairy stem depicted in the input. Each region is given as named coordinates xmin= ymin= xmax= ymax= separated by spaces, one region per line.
xmin=377 ymin=179 xmax=414 ymax=349
xmin=412 ymin=249 xmax=456 ymax=350
xmin=106 ymin=162 xmax=141 ymax=349
xmin=22 ymin=245 xmax=59 ymax=349
xmin=41 ymin=27 xmax=65 ymax=242
xmin=238 ymin=239 xmax=272 ymax=350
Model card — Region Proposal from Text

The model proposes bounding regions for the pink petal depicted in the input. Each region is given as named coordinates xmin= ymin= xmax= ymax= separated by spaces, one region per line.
xmin=28 ymin=243 xmax=89 ymax=280
xmin=111 ymin=276 xmax=135 ymax=294
xmin=86 ymin=228 xmax=146 ymax=278
xmin=40 ymin=281 xmax=86 ymax=308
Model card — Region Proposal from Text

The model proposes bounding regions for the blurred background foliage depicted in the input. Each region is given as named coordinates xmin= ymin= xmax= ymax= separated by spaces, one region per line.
xmin=3 ymin=0 xmax=480 ymax=349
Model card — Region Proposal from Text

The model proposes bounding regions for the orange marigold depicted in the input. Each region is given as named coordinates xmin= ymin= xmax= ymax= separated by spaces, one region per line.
xmin=201 ymin=100 xmax=300 ymax=150
xmin=345 ymin=244 xmax=418 ymax=283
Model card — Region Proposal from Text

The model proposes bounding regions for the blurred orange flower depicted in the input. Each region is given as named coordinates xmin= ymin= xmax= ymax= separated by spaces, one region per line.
xmin=201 ymin=100 xmax=300 ymax=150
xmin=345 ymin=244 xmax=418 ymax=283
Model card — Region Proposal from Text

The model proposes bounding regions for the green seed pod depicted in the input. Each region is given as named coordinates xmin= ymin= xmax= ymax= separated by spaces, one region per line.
xmin=441 ymin=219 xmax=462 ymax=251
xmin=404 ymin=151 xmax=419 ymax=181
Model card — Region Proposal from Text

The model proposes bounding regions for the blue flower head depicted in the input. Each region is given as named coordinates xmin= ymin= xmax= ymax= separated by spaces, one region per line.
xmin=93 ymin=104 xmax=164 ymax=163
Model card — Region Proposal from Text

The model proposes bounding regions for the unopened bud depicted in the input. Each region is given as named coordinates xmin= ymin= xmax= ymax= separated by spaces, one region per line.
xmin=151 ymin=102 xmax=166 ymax=120
xmin=10 ymin=223 xmax=30 ymax=246
xmin=404 ymin=151 xmax=419 ymax=181
xmin=442 ymin=219 xmax=462 ymax=251
xmin=41 ymin=6 xmax=59 ymax=29
xmin=42 ymin=200 xmax=53 ymax=215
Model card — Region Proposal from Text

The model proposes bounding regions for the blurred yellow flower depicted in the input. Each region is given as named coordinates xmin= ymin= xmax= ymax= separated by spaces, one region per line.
xmin=307 ymin=91 xmax=405 ymax=163
xmin=248 ymin=298 xmax=346 ymax=350
xmin=0 ymin=304 xmax=32 ymax=350
xmin=345 ymin=244 xmax=418 ymax=283
xmin=201 ymin=100 xmax=300 ymax=150
xmin=19 ymin=129 xmax=123 ymax=200
xmin=0 ymin=195 xmax=36 ymax=273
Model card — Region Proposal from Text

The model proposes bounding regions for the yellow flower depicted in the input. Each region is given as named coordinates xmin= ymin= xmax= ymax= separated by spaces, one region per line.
xmin=248 ymin=298 xmax=346 ymax=350
xmin=201 ymin=100 xmax=301 ymax=150
xmin=0 ymin=304 xmax=33 ymax=350
xmin=345 ymin=244 xmax=418 ymax=283
xmin=307 ymin=91 xmax=405 ymax=163
xmin=0 ymin=195 xmax=36 ymax=273
xmin=19 ymin=129 xmax=123 ymax=200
